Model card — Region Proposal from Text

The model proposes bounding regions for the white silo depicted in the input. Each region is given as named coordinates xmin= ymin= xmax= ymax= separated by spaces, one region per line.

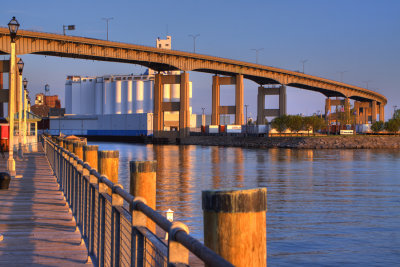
xmin=65 ymin=78 xmax=72 ymax=114
xmin=145 ymin=79 xmax=154 ymax=112
xmin=115 ymin=78 xmax=122 ymax=114
xmin=163 ymin=84 xmax=171 ymax=102
xmin=71 ymin=77 xmax=81 ymax=114
xmin=126 ymin=77 xmax=133 ymax=114
xmin=136 ymin=80 xmax=144 ymax=113
xmin=121 ymin=78 xmax=128 ymax=114
xmin=103 ymin=77 xmax=113 ymax=114
xmin=95 ymin=77 xmax=103 ymax=114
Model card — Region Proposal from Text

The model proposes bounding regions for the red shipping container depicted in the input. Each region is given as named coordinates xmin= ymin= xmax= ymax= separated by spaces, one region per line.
xmin=1 ymin=125 xmax=9 ymax=140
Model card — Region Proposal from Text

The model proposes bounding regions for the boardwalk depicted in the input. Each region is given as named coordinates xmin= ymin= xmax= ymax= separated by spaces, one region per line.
xmin=0 ymin=147 xmax=90 ymax=266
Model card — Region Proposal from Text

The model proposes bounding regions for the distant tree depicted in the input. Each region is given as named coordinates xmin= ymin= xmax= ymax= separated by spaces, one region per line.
xmin=393 ymin=109 xmax=400 ymax=120
xmin=303 ymin=116 xmax=313 ymax=133
xmin=287 ymin=115 xmax=304 ymax=133
xmin=271 ymin=115 xmax=290 ymax=133
xmin=384 ymin=119 xmax=400 ymax=133
xmin=371 ymin=121 xmax=385 ymax=133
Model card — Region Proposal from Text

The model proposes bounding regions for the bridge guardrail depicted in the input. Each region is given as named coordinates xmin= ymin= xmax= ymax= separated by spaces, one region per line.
xmin=41 ymin=135 xmax=233 ymax=267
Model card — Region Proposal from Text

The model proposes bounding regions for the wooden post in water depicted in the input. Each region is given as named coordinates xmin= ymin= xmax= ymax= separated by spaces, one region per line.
xmin=58 ymin=137 xmax=63 ymax=148
xmin=98 ymin=151 xmax=119 ymax=195
xmin=73 ymin=141 xmax=84 ymax=159
xmin=66 ymin=140 xmax=74 ymax=152
xmin=202 ymin=188 xmax=267 ymax=267
xmin=129 ymin=160 xmax=157 ymax=233
xmin=83 ymin=145 xmax=98 ymax=170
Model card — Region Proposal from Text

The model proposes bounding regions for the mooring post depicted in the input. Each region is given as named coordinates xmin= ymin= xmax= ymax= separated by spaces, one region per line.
xmin=129 ymin=160 xmax=157 ymax=233
xmin=98 ymin=151 xmax=119 ymax=195
xmin=202 ymin=188 xmax=267 ymax=267
xmin=73 ymin=141 xmax=84 ymax=160
xmin=67 ymin=139 xmax=74 ymax=152
xmin=83 ymin=145 xmax=98 ymax=171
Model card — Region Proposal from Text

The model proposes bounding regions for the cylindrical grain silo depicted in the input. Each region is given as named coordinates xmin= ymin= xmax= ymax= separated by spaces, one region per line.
xmin=136 ymin=80 xmax=144 ymax=113
xmin=103 ymin=77 xmax=112 ymax=114
xmin=126 ymin=77 xmax=133 ymax=114
xmin=115 ymin=78 xmax=122 ymax=114
xmin=71 ymin=77 xmax=81 ymax=114
xmin=95 ymin=77 xmax=103 ymax=115
xmin=65 ymin=78 xmax=72 ymax=114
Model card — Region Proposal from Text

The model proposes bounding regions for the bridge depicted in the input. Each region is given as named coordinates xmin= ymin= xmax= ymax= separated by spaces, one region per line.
xmin=0 ymin=27 xmax=387 ymax=137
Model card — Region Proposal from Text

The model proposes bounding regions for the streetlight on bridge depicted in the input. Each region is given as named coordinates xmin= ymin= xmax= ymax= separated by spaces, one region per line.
xmin=188 ymin=34 xmax=200 ymax=53
xmin=7 ymin=16 xmax=19 ymax=174
xmin=251 ymin=48 xmax=264 ymax=64
xmin=300 ymin=59 xmax=308 ymax=74
xmin=362 ymin=80 xmax=372 ymax=89
xmin=63 ymin=25 xmax=75 ymax=35
xmin=337 ymin=71 xmax=348 ymax=82
xmin=102 ymin=17 xmax=113 ymax=41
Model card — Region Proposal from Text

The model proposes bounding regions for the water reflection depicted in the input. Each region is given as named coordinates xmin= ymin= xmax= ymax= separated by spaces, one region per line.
xmin=90 ymin=142 xmax=400 ymax=266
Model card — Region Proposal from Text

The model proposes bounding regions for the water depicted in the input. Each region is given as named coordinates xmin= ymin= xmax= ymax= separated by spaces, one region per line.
xmin=89 ymin=142 xmax=400 ymax=266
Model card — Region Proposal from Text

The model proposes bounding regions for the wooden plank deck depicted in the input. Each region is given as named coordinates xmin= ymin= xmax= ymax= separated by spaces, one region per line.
xmin=0 ymin=147 xmax=91 ymax=266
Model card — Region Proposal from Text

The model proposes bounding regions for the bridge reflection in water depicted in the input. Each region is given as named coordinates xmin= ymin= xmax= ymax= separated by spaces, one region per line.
xmin=90 ymin=142 xmax=400 ymax=266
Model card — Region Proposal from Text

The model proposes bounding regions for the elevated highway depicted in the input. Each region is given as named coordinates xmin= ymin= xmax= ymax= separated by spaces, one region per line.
xmin=0 ymin=27 xmax=386 ymax=136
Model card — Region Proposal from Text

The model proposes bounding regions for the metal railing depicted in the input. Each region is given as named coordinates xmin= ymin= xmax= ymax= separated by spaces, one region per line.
xmin=42 ymin=136 xmax=233 ymax=267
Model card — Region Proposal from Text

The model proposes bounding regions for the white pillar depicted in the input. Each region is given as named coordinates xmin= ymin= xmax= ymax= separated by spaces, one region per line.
xmin=115 ymin=79 xmax=122 ymax=114
xmin=127 ymin=78 xmax=133 ymax=114
xmin=7 ymin=41 xmax=16 ymax=173
xmin=136 ymin=80 xmax=144 ymax=113
xmin=95 ymin=77 xmax=103 ymax=115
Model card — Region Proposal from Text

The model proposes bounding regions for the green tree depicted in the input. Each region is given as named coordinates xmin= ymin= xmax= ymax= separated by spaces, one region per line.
xmin=271 ymin=115 xmax=290 ymax=133
xmin=384 ymin=119 xmax=400 ymax=133
xmin=393 ymin=109 xmax=400 ymax=120
xmin=287 ymin=115 xmax=304 ymax=133
xmin=371 ymin=121 xmax=385 ymax=133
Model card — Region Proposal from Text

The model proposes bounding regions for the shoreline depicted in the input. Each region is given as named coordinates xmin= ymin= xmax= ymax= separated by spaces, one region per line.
xmin=178 ymin=135 xmax=400 ymax=149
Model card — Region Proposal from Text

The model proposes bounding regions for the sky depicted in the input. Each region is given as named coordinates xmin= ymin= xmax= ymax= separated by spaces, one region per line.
xmin=1 ymin=0 xmax=399 ymax=120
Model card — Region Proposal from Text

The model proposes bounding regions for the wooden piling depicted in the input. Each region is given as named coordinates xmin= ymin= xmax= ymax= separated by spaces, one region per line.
xmin=66 ymin=140 xmax=74 ymax=152
xmin=83 ymin=145 xmax=98 ymax=170
xmin=73 ymin=141 xmax=84 ymax=159
xmin=202 ymin=188 xmax=267 ymax=267
xmin=98 ymin=151 xmax=119 ymax=195
xmin=129 ymin=160 xmax=157 ymax=233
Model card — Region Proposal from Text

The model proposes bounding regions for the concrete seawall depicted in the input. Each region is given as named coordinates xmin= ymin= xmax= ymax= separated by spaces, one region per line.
xmin=180 ymin=136 xmax=400 ymax=149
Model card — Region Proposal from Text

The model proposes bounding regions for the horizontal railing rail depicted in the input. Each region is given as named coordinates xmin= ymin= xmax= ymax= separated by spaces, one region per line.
xmin=41 ymin=135 xmax=233 ymax=267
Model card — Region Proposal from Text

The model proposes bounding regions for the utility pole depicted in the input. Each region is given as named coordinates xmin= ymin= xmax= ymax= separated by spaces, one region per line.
xmin=102 ymin=17 xmax=113 ymax=41
xmin=251 ymin=48 xmax=264 ymax=64
xmin=300 ymin=59 xmax=308 ymax=74
xmin=337 ymin=71 xmax=348 ymax=82
xmin=188 ymin=34 xmax=200 ymax=53
xmin=362 ymin=80 xmax=372 ymax=89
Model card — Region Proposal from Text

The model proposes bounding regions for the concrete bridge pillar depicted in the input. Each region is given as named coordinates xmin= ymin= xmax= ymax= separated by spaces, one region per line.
xmin=325 ymin=98 xmax=331 ymax=123
xmin=235 ymin=74 xmax=244 ymax=125
xmin=379 ymin=104 xmax=385 ymax=122
xmin=371 ymin=100 xmax=377 ymax=123
xmin=212 ymin=75 xmax=220 ymax=125
xmin=153 ymin=73 xmax=163 ymax=135
xmin=153 ymin=72 xmax=191 ymax=138
xmin=179 ymin=72 xmax=190 ymax=138
xmin=257 ymin=85 xmax=287 ymax=124
xmin=211 ymin=74 xmax=244 ymax=125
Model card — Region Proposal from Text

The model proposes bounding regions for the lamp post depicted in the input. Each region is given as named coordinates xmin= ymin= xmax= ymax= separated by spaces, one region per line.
xmin=300 ymin=59 xmax=308 ymax=74
xmin=63 ymin=25 xmax=75 ymax=35
xmin=188 ymin=34 xmax=200 ymax=53
xmin=337 ymin=71 xmax=348 ymax=83
xmin=17 ymin=59 xmax=24 ymax=143
xmin=7 ymin=16 xmax=19 ymax=174
xmin=251 ymin=48 xmax=264 ymax=64
xmin=102 ymin=17 xmax=113 ymax=41
xmin=23 ymin=78 xmax=28 ymax=144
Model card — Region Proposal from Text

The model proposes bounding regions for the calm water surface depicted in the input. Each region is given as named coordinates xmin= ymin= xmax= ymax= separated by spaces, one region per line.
xmin=89 ymin=142 xmax=400 ymax=266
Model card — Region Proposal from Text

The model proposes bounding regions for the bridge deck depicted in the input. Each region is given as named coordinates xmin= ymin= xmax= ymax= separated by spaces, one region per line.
xmin=0 ymin=147 xmax=90 ymax=266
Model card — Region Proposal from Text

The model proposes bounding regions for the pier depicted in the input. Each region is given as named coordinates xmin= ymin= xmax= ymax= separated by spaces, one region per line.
xmin=0 ymin=146 xmax=88 ymax=266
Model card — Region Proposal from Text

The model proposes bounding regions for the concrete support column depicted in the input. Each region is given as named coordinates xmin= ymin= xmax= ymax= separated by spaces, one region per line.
xmin=325 ymin=98 xmax=331 ymax=123
xmin=0 ymin=72 xmax=3 ymax=117
xmin=212 ymin=75 xmax=220 ymax=125
xmin=379 ymin=104 xmax=385 ymax=122
xmin=344 ymin=98 xmax=350 ymax=124
xmin=257 ymin=86 xmax=265 ymax=125
xmin=235 ymin=74 xmax=244 ymax=125
xmin=371 ymin=100 xmax=377 ymax=123
xmin=179 ymin=72 xmax=190 ymax=138
xmin=354 ymin=102 xmax=360 ymax=124
xmin=279 ymin=85 xmax=287 ymax=116
xmin=153 ymin=73 xmax=163 ymax=135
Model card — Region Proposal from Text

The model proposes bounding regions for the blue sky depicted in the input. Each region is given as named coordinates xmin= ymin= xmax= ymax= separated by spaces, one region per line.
xmin=1 ymin=0 xmax=399 ymax=119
